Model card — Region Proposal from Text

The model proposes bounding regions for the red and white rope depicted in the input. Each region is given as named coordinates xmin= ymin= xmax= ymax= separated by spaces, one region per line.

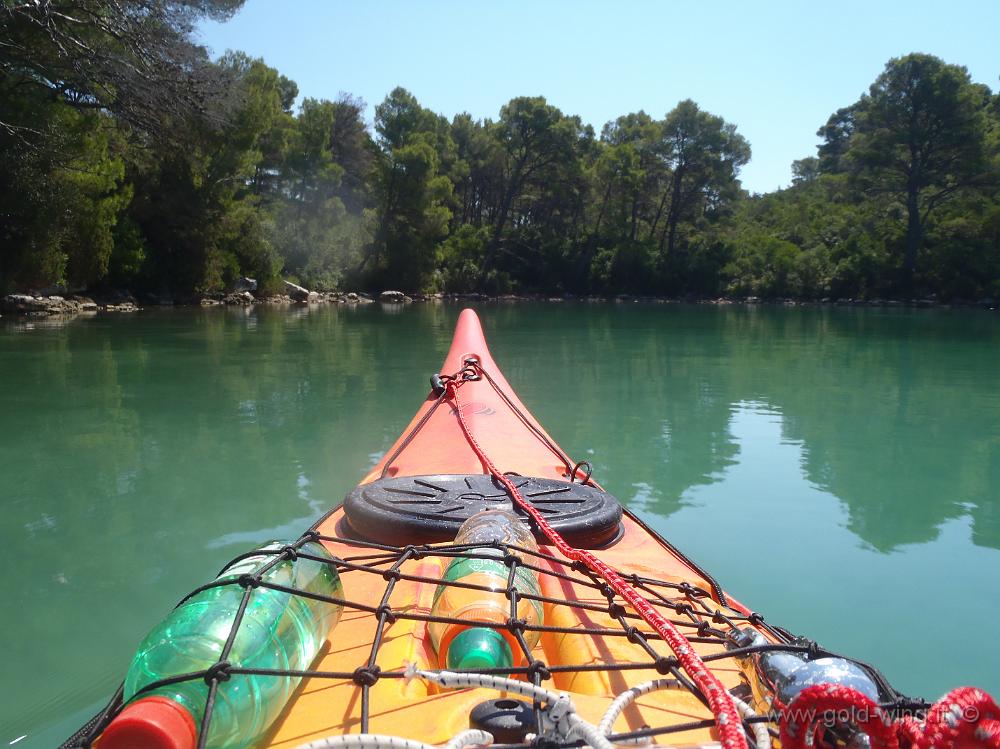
xmin=777 ymin=677 xmax=1000 ymax=749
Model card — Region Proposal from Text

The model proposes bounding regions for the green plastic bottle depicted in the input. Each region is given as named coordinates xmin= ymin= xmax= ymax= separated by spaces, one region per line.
xmin=99 ymin=541 xmax=342 ymax=749
xmin=429 ymin=510 xmax=544 ymax=671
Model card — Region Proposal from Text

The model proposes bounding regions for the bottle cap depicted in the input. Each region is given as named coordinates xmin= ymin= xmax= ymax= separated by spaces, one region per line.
xmin=98 ymin=696 xmax=198 ymax=749
xmin=447 ymin=627 xmax=514 ymax=671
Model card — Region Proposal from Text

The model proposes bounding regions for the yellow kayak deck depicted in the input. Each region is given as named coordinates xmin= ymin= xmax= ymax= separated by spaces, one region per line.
xmin=261 ymin=507 xmax=767 ymax=748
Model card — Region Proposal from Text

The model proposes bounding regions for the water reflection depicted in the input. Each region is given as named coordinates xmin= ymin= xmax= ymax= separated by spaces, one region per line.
xmin=531 ymin=304 xmax=1000 ymax=555
xmin=658 ymin=400 xmax=1000 ymax=697
xmin=2 ymin=312 xmax=97 ymax=333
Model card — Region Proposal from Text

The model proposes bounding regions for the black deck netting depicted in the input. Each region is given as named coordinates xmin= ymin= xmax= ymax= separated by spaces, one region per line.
xmin=61 ymin=525 xmax=916 ymax=749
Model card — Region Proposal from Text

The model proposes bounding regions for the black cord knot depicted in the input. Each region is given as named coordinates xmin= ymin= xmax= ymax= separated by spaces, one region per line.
xmin=204 ymin=661 xmax=232 ymax=684
xmin=624 ymin=625 xmax=640 ymax=643
xmin=382 ymin=568 xmax=402 ymax=582
xmin=301 ymin=530 xmax=320 ymax=543
xmin=806 ymin=639 xmax=820 ymax=660
xmin=697 ymin=620 xmax=710 ymax=636
xmin=280 ymin=544 xmax=298 ymax=561
xmin=748 ymin=611 xmax=765 ymax=625
xmin=376 ymin=605 xmax=397 ymax=624
xmin=526 ymin=660 xmax=551 ymax=682
xmin=570 ymin=560 xmax=589 ymax=574
xmin=352 ymin=665 xmax=381 ymax=687
xmin=607 ymin=602 xmax=626 ymax=619
xmin=503 ymin=553 xmax=519 ymax=567
xmin=712 ymin=610 xmax=727 ymax=624
xmin=654 ymin=656 xmax=678 ymax=675
xmin=238 ymin=573 xmax=260 ymax=589
xmin=507 ymin=617 xmax=527 ymax=633
xmin=629 ymin=572 xmax=642 ymax=585
xmin=674 ymin=602 xmax=694 ymax=616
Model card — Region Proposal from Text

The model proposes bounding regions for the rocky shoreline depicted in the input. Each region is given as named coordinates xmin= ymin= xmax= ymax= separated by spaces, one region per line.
xmin=3 ymin=287 xmax=996 ymax=318
xmin=2 ymin=293 xmax=139 ymax=316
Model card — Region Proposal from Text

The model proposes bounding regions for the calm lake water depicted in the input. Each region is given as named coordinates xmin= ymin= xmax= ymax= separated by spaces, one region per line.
xmin=2 ymin=302 xmax=999 ymax=746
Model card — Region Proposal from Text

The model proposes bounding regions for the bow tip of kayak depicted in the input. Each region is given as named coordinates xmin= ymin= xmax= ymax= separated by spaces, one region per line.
xmin=446 ymin=307 xmax=492 ymax=370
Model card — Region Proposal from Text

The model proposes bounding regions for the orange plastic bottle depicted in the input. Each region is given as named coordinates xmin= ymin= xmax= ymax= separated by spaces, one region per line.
xmin=428 ymin=510 xmax=543 ymax=671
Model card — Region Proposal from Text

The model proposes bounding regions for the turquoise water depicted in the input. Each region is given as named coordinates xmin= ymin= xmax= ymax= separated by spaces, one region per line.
xmin=1 ymin=303 xmax=998 ymax=746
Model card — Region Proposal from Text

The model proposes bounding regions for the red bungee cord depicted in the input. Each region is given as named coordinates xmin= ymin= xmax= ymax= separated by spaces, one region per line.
xmin=445 ymin=378 xmax=750 ymax=749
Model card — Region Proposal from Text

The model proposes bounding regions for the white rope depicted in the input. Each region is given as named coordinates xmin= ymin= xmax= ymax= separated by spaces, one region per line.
xmin=294 ymin=729 xmax=493 ymax=749
xmin=405 ymin=664 xmax=562 ymax=705
xmin=565 ymin=712 xmax=616 ymax=749
xmin=598 ymin=679 xmax=771 ymax=749
xmin=730 ymin=694 xmax=771 ymax=749
xmin=442 ymin=730 xmax=494 ymax=749
xmin=598 ymin=679 xmax=685 ymax=736
xmin=298 ymin=667 xmax=769 ymax=749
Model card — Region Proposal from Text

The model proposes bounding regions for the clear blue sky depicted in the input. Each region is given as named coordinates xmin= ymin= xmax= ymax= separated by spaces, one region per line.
xmin=199 ymin=0 xmax=999 ymax=195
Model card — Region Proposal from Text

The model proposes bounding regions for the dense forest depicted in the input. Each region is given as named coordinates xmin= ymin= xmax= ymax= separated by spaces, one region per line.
xmin=3 ymin=1 xmax=999 ymax=300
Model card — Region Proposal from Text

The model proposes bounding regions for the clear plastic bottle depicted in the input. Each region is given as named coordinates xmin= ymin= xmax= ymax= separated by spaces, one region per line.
xmin=99 ymin=541 xmax=343 ymax=749
xmin=428 ymin=510 xmax=544 ymax=671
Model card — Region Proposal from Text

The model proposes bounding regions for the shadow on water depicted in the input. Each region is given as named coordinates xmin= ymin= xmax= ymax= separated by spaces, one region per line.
xmin=1 ymin=302 xmax=998 ymax=744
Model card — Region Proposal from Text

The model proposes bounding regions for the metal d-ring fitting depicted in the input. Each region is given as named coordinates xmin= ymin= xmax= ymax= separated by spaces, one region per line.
xmin=570 ymin=460 xmax=593 ymax=484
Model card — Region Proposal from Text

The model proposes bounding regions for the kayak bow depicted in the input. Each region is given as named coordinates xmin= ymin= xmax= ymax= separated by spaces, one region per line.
xmin=298 ymin=308 xmax=757 ymax=748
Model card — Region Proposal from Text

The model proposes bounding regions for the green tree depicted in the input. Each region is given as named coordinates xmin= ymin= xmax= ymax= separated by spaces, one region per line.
xmin=791 ymin=157 xmax=820 ymax=185
xmin=1 ymin=0 xmax=245 ymax=145
xmin=367 ymin=88 xmax=454 ymax=289
xmin=328 ymin=95 xmax=375 ymax=214
xmin=449 ymin=113 xmax=503 ymax=230
xmin=0 ymin=98 xmax=130 ymax=290
xmin=653 ymin=100 xmax=751 ymax=261
xmin=599 ymin=112 xmax=663 ymax=243
xmin=283 ymin=99 xmax=344 ymax=213
xmin=272 ymin=96 xmax=372 ymax=289
xmin=479 ymin=97 xmax=589 ymax=284
xmin=126 ymin=54 xmax=289 ymax=293
xmin=820 ymin=54 xmax=993 ymax=291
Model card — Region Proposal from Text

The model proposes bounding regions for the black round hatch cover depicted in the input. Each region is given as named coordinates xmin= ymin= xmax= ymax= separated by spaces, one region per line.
xmin=343 ymin=474 xmax=622 ymax=548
